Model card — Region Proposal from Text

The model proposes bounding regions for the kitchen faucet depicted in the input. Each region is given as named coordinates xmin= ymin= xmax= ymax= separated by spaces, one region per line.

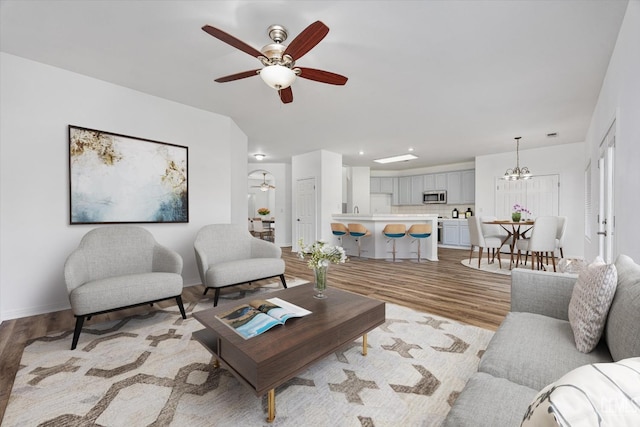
xmin=353 ymin=206 xmax=359 ymax=214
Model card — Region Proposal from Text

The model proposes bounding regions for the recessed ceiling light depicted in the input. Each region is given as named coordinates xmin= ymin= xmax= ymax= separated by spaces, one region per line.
xmin=254 ymin=153 xmax=265 ymax=161
xmin=359 ymin=150 xmax=364 ymax=155
xmin=408 ymin=147 xmax=414 ymax=152
xmin=374 ymin=154 xmax=418 ymax=164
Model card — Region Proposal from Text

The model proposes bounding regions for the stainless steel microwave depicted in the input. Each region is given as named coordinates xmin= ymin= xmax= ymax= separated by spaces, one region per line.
xmin=423 ymin=190 xmax=447 ymax=204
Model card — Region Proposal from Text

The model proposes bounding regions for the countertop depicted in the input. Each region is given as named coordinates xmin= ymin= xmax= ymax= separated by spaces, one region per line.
xmin=332 ymin=214 xmax=438 ymax=221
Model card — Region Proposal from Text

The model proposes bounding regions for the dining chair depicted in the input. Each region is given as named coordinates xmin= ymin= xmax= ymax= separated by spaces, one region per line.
xmin=555 ymin=216 xmax=567 ymax=258
xmin=516 ymin=216 xmax=559 ymax=271
xmin=468 ymin=216 xmax=505 ymax=269
xmin=382 ymin=224 xmax=407 ymax=262
xmin=252 ymin=218 xmax=272 ymax=241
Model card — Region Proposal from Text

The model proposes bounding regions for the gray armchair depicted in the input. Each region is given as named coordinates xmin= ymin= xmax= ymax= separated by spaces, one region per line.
xmin=64 ymin=226 xmax=185 ymax=350
xmin=194 ymin=224 xmax=287 ymax=306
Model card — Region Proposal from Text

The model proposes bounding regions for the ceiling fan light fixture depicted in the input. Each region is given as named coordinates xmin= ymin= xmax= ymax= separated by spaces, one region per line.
xmin=254 ymin=153 xmax=265 ymax=161
xmin=259 ymin=64 xmax=296 ymax=89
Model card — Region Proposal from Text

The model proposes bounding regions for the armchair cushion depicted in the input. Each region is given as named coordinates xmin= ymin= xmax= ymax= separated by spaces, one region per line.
xmin=69 ymin=272 xmax=183 ymax=316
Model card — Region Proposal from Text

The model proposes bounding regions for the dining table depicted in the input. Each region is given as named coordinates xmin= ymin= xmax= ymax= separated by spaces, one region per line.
xmin=483 ymin=220 xmax=535 ymax=269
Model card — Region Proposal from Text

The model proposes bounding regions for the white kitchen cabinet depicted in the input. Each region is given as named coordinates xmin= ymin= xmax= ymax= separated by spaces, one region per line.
xmin=461 ymin=170 xmax=475 ymax=203
xmin=446 ymin=171 xmax=463 ymax=204
xmin=459 ymin=223 xmax=470 ymax=246
xmin=443 ymin=221 xmax=460 ymax=245
xmin=370 ymin=177 xmax=381 ymax=193
xmin=442 ymin=219 xmax=471 ymax=247
xmin=380 ymin=177 xmax=395 ymax=193
xmin=424 ymin=173 xmax=447 ymax=191
xmin=370 ymin=177 xmax=395 ymax=194
xmin=398 ymin=176 xmax=412 ymax=205
xmin=446 ymin=170 xmax=474 ymax=204
xmin=391 ymin=177 xmax=399 ymax=205
xmin=411 ymin=175 xmax=424 ymax=204
xmin=423 ymin=174 xmax=435 ymax=191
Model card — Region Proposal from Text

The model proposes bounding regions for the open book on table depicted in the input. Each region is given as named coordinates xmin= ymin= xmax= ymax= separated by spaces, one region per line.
xmin=216 ymin=297 xmax=312 ymax=339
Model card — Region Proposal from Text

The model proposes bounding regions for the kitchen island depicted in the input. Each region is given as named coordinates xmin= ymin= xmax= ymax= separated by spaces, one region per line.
xmin=331 ymin=214 xmax=439 ymax=261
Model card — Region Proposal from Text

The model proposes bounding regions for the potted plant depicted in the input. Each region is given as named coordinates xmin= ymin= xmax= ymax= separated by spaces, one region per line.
xmin=512 ymin=204 xmax=531 ymax=222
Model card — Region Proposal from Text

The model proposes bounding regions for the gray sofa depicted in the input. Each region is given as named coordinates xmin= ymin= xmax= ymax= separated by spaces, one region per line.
xmin=443 ymin=254 xmax=640 ymax=426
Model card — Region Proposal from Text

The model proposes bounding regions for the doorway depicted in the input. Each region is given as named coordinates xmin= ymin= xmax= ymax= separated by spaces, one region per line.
xmin=248 ymin=170 xmax=275 ymax=218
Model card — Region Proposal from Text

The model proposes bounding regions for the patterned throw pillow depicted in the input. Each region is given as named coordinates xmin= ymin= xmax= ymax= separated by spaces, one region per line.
xmin=567 ymin=257 xmax=617 ymax=353
xmin=521 ymin=358 xmax=640 ymax=426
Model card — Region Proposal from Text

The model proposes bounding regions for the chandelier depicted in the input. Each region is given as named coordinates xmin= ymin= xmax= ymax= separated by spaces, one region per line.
xmin=503 ymin=137 xmax=532 ymax=180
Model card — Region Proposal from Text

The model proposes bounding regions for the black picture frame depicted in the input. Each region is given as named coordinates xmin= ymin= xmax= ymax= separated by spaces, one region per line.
xmin=68 ymin=125 xmax=188 ymax=224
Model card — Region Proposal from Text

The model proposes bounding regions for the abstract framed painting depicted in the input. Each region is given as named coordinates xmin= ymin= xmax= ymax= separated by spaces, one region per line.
xmin=69 ymin=125 xmax=188 ymax=224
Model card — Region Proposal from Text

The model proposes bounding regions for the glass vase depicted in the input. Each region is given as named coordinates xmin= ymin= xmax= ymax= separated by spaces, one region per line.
xmin=511 ymin=212 xmax=521 ymax=222
xmin=313 ymin=265 xmax=329 ymax=299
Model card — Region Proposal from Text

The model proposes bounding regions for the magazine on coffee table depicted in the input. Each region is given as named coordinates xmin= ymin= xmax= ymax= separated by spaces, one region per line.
xmin=216 ymin=297 xmax=312 ymax=339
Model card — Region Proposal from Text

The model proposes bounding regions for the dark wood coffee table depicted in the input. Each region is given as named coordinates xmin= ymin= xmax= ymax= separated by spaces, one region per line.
xmin=192 ymin=283 xmax=386 ymax=422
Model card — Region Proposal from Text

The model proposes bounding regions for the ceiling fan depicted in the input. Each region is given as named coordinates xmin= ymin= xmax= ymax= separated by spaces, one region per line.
xmin=251 ymin=172 xmax=276 ymax=191
xmin=202 ymin=21 xmax=348 ymax=104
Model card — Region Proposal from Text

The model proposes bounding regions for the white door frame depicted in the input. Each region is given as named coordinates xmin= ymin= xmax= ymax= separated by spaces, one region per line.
xmin=597 ymin=121 xmax=616 ymax=262
xmin=294 ymin=177 xmax=317 ymax=251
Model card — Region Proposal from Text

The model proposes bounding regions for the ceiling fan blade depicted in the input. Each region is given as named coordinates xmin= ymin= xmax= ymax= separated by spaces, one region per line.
xmin=214 ymin=69 xmax=260 ymax=83
xmin=297 ymin=67 xmax=348 ymax=85
xmin=202 ymin=25 xmax=264 ymax=58
xmin=283 ymin=21 xmax=329 ymax=60
xmin=279 ymin=86 xmax=293 ymax=104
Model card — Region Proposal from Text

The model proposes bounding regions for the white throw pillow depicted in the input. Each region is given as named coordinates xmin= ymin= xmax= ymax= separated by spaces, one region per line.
xmin=521 ymin=358 xmax=640 ymax=426
xmin=568 ymin=257 xmax=617 ymax=353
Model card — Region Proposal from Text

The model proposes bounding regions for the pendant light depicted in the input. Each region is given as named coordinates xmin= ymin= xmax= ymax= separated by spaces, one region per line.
xmin=502 ymin=137 xmax=532 ymax=180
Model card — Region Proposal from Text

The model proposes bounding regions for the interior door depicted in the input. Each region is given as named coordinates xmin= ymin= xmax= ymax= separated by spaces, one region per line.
xmin=597 ymin=122 xmax=616 ymax=262
xmin=295 ymin=177 xmax=316 ymax=251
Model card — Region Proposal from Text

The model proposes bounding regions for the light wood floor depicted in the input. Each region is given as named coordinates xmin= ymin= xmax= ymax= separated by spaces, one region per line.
xmin=0 ymin=247 xmax=511 ymax=421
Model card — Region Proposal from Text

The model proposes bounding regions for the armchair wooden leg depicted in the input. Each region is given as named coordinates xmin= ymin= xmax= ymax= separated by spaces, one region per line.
xmin=279 ymin=274 xmax=288 ymax=289
xmin=468 ymin=245 xmax=474 ymax=265
xmin=213 ymin=289 xmax=221 ymax=307
xmin=71 ymin=316 xmax=85 ymax=350
xmin=497 ymin=249 xmax=502 ymax=269
xmin=478 ymin=247 xmax=483 ymax=269
xmin=203 ymin=287 xmax=209 ymax=296
xmin=175 ymin=295 xmax=187 ymax=319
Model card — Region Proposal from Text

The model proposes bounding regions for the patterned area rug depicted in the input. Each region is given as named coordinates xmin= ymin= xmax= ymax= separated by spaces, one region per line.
xmin=4 ymin=282 xmax=494 ymax=427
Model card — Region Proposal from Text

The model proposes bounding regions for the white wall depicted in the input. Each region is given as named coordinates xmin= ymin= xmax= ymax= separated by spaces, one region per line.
xmin=0 ymin=53 xmax=247 ymax=320
xmin=475 ymin=142 xmax=585 ymax=258
xmin=584 ymin=1 xmax=640 ymax=263
xmin=247 ymin=163 xmax=292 ymax=247
xmin=347 ymin=166 xmax=371 ymax=214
